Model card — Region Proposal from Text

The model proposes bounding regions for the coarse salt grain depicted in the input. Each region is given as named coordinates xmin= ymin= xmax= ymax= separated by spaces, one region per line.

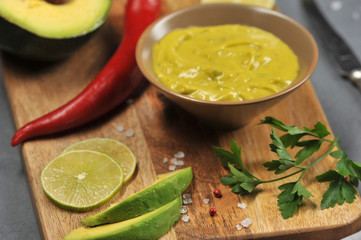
xmin=163 ymin=157 xmax=168 ymax=163
xmin=237 ymin=203 xmax=247 ymax=209
xmin=183 ymin=198 xmax=192 ymax=205
xmin=182 ymin=215 xmax=190 ymax=223
xmin=183 ymin=193 xmax=191 ymax=199
xmin=169 ymin=165 xmax=176 ymax=171
xmin=174 ymin=151 xmax=185 ymax=158
xmin=125 ymin=130 xmax=134 ymax=137
xmin=203 ymin=198 xmax=210 ymax=205
xmin=241 ymin=218 xmax=252 ymax=228
xmin=236 ymin=224 xmax=242 ymax=231
xmin=181 ymin=206 xmax=187 ymax=214
xmin=116 ymin=125 xmax=124 ymax=132
xmin=174 ymin=160 xmax=184 ymax=166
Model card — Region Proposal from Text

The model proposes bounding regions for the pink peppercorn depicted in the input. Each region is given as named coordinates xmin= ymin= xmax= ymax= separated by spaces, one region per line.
xmin=209 ymin=208 xmax=217 ymax=216
xmin=213 ymin=188 xmax=222 ymax=198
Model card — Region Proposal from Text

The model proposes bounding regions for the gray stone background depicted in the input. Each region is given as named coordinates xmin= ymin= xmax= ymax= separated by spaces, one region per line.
xmin=0 ymin=0 xmax=360 ymax=239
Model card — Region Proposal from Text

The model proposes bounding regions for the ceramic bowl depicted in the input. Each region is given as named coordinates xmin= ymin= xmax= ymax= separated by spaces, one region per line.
xmin=136 ymin=3 xmax=318 ymax=128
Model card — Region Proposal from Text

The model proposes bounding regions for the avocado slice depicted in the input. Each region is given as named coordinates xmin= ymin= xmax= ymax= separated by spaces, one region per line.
xmin=62 ymin=197 xmax=182 ymax=240
xmin=82 ymin=167 xmax=193 ymax=227
xmin=0 ymin=0 xmax=111 ymax=60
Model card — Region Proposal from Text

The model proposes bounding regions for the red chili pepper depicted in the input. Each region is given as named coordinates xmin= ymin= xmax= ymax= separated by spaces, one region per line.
xmin=11 ymin=0 xmax=161 ymax=146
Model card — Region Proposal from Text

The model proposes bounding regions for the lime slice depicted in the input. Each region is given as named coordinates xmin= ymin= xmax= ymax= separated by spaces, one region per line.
xmin=63 ymin=138 xmax=136 ymax=182
xmin=41 ymin=150 xmax=123 ymax=212
xmin=200 ymin=0 xmax=275 ymax=9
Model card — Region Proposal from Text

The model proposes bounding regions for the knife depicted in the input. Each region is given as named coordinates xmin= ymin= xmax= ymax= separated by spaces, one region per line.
xmin=303 ymin=0 xmax=361 ymax=89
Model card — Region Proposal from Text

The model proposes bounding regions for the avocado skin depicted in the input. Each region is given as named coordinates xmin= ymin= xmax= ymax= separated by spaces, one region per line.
xmin=83 ymin=167 xmax=193 ymax=227
xmin=0 ymin=16 xmax=97 ymax=61
xmin=62 ymin=197 xmax=182 ymax=240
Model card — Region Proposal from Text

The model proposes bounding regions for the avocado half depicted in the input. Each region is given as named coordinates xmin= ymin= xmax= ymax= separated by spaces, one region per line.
xmin=0 ymin=0 xmax=111 ymax=60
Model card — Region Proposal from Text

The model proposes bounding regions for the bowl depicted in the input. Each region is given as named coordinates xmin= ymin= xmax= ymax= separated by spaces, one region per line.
xmin=136 ymin=3 xmax=318 ymax=128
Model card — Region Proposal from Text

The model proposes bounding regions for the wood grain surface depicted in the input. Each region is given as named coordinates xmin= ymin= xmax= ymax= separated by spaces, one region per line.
xmin=2 ymin=0 xmax=361 ymax=239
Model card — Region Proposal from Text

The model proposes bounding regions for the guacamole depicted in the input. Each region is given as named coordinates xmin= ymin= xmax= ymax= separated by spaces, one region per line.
xmin=153 ymin=24 xmax=299 ymax=102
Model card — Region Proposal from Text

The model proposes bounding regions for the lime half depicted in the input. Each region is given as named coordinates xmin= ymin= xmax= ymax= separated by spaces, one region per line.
xmin=41 ymin=150 xmax=123 ymax=212
xmin=200 ymin=0 xmax=275 ymax=9
xmin=63 ymin=138 xmax=136 ymax=182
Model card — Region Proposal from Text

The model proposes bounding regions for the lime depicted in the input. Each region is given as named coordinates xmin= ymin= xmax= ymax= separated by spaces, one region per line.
xmin=200 ymin=0 xmax=275 ymax=9
xmin=63 ymin=138 xmax=136 ymax=182
xmin=41 ymin=150 xmax=123 ymax=212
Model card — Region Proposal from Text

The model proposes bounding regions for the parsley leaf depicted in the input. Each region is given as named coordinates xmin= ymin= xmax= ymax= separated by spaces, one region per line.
xmin=316 ymin=170 xmax=357 ymax=209
xmin=277 ymin=182 xmax=311 ymax=219
xmin=215 ymin=116 xmax=360 ymax=219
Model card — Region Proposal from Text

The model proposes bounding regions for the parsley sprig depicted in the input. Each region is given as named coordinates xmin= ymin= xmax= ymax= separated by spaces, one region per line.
xmin=213 ymin=116 xmax=361 ymax=219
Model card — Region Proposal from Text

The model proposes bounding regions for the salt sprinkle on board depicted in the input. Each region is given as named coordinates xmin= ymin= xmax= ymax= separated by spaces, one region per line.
xmin=183 ymin=193 xmax=191 ymax=199
xmin=241 ymin=218 xmax=252 ymax=228
xmin=181 ymin=206 xmax=187 ymax=214
xmin=174 ymin=151 xmax=185 ymax=158
xmin=115 ymin=125 xmax=124 ymax=132
xmin=183 ymin=198 xmax=192 ymax=205
xmin=182 ymin=215 xmax=190 ymax=223
xmin=237 ymin=203 xmax=247 ymax=209
xmin=125 ymin=130 xmax=134 ymax=137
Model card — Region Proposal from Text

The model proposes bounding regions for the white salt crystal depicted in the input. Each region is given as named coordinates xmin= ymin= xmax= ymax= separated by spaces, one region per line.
xmin=182 ymin=215 xmax=190 ymax=223
xmin=125 ymin=130 xmax=134 ymax=137
xmin=174 ymin=151 xmax=185 ymax=158
xmin=236 ymin=224 xmax=243 ymax=231
xmin=203 ymin=198 xmax=210 ymax=205
xmin=330 ymin=1 xmax=343 ymax=11
xmin=183 ymin=193 xmax=191 ymax=199
xmin=174 ymin=160 xmax=184 ymax=166
xmin=183 ymin=198 xmax=192 ymax=205
xmin=237 ymin=203 xmax=247 ymax=209
xmin=116 ymin=125 xmax=124 ymax=132
xmin=241 ymin=218 xmax=252 ymax=228
xmin=163 ymin=157 xmax=168 ymax=163
xmin=169 ymin=165 xmax=176 ymax=171
xmin=181 ymin=206 xmax=187 ymax=214
xmin=352 ymin=11 xmax=360 ymax=20
xmin=126 ymin=98 xmax=134 ymax=104
xmin=170 ymin=158 xmax=177 ymax=164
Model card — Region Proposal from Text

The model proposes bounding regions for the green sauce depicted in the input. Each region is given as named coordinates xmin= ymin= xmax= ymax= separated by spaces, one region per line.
xmin=153 ymin=24 xmax=299 ymax=102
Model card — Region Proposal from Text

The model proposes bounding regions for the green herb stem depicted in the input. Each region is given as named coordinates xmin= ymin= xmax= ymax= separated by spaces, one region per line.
xmin=305 ymin=138 xmax=339 ymax=170
xmin=260 ymin=169 xmax=303 ymax=183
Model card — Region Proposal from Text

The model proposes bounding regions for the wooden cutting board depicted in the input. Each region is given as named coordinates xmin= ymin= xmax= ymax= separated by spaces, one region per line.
xmin=2 ymin=0 xmax=361 ymax=239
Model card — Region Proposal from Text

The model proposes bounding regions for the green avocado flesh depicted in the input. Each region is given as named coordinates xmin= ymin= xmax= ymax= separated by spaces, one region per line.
xmin=62 ymin=197 xmax=182 ymax=240
xmin=0 ymin=0 xmax=111 ymax=60
xmin=82 ymin=167 xmax=193 ymax=227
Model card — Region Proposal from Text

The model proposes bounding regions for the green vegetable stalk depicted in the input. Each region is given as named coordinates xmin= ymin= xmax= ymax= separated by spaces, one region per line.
xmin=213 ymin=116 xmax=361 ymax=219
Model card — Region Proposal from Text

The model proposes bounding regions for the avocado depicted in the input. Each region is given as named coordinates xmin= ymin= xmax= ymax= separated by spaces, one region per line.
xmin=62 ymin=197 xmax=182 ymax=240
xmin=82 ymin=167 xmax=193 ymax=227
xmin=0 ymin=0 xmax=111 ymax=60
